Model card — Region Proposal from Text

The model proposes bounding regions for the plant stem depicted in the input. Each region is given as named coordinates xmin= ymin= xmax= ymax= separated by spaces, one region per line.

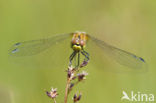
xmin=64 ymin=79 xmax=70 ymax=103
xmin=53 ymin=98 xmax=57 ymax=103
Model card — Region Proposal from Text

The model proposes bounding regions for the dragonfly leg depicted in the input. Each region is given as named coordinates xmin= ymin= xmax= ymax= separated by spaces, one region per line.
xmin=81 ymin=51 xmax=90 ymax=62
xmin=83 ymin=50 xmax=90 ymax=57
xmin=71 ymin=52 xmax=80 ymax=68
xmin=69 ymin=51 xmax=77 ymax=66
xmin=76 ymin=52 xmax=80 ymax=68
xmin=80 ymin=51 xmax=90 ymax=67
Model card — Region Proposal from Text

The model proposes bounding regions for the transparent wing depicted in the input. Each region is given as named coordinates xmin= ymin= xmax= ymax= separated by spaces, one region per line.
xmin=9 ymin=33 xmax=72 ymax=56
xmin=89 ymin=35 xmax=147 ymax=70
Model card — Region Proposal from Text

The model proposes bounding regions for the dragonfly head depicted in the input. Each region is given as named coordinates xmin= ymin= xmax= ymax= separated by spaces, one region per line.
xmin=71 ymin=31 xmax=88 ymax=52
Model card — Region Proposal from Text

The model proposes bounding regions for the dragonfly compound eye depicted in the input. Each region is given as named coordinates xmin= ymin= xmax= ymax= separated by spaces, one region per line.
xmin=71 ymin=39 xmax=79 ymax=45
xmin=80 ymin=40 xmax=85 ymax=46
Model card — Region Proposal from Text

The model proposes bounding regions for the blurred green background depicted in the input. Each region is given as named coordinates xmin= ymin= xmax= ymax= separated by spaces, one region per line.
xmin=0 ymin=0 xmax=156 ymax=103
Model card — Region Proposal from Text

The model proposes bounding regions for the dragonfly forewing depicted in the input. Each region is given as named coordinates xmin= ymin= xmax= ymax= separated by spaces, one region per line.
xmin=89 ymin=35 xmax=147 ymax=70
xmin=9 ymin=33 xmax=72 ymax=56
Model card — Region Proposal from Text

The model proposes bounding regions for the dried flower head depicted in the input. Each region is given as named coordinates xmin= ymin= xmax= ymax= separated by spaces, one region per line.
xmin=77 ymin=71 xmax=88 ymax=81
xmin=46 ymin=88 xmax=58 ymax=99
xmin=73 ymin=93 xmax=82 ymax=102
xmin=68 ymin=83 xmax=75 ymax=92
xmin=69 ymin=83 xmax=74 ymax=89
xmin=67 ymin=66 xmax=76 ymax=79
xmin=80 ymin=60 xmax=89 ymax=68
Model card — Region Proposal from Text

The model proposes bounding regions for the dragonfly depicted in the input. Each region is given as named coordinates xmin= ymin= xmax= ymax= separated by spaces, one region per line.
xmin=9 ymin=31 xmax=146 ymax=70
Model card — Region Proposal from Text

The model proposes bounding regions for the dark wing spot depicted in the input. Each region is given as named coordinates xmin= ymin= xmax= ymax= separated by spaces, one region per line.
xmin=14 ymin=42 xmax=21 ymax=46
xmin=139 ymin=57 xmax=145 ymax=62
xmin=12 ymin=48 xmax=19 ymax=53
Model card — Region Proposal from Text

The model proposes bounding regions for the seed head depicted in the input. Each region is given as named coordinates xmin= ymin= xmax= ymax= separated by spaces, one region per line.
xmin=73 ymin=93 xmax=82 ymax=102
xmin=67 ymin=66 xmax=75 ymax=79
xmin=46 ymin=88 xmax=58 ymax=99
xmin=77 ymin=71 xmax=88 ymax=81
xmin=80 ymin=60 xmax=89 ymax=68
xmin=68 ymin=83 xmax=75 ymax=92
